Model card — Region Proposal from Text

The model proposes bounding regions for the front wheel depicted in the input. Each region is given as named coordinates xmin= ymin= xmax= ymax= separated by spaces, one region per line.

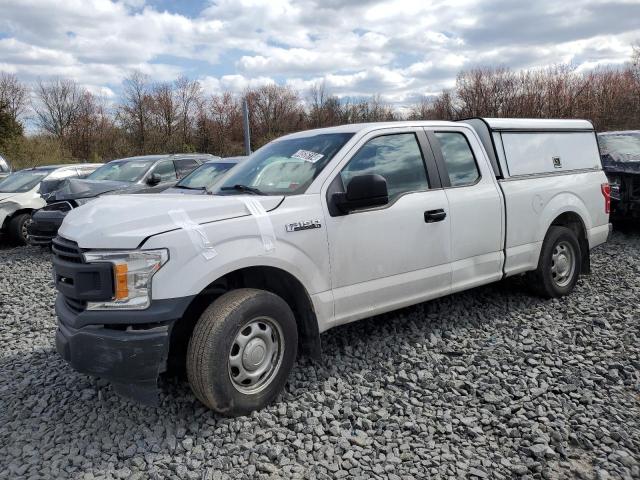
xmin=186 ymin=288 xmax=298 ymax=416
xmin=529 ymin=226 xmax=582 ymax=298
xmin=8 ymin=213 xmax=32 ymax=245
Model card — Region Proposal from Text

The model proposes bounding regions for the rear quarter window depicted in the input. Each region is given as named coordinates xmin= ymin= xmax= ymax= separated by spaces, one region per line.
xmin=434 ymin=132 xmax=480 ymax=187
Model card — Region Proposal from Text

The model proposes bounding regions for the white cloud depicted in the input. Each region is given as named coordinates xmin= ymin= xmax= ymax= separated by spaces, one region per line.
xmin=0 ymin=0 xmax=637 ymax=107
xmin=200 ymin=74 xmax=276 ymax=95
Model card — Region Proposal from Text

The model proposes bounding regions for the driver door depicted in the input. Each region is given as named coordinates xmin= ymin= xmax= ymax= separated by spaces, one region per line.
xmin=322 ymin=128 xmax=452 ymax=327
xmin=142 ymin=160 xmax=178 ymax=192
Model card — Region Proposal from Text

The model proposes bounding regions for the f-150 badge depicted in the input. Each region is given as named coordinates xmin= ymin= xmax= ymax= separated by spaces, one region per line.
xmin=285 ymin=220 xmax=322 ymax=232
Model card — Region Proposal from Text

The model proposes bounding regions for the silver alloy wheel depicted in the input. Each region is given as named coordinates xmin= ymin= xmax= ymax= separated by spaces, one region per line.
xmin=550 ymin=240 xmax=576 ymax=288
xmin=21 ymin=218 xmax=32 ymax=242
xmin=228 ymin=316 xmax=284 ymax=394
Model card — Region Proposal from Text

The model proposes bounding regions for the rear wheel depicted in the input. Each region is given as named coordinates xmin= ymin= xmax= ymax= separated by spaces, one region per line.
xmin=186 ymin=288 xmax=297 ymax=416
xmin=8 ymin=213 xmax=32 ymax=245
xmin=529 ymin=226 xmax=581 ymax=298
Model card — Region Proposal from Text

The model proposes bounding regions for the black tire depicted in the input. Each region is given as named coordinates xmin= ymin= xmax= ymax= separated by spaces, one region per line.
xmin=187 ymin=288 xmax=297 ymax=416
xmin=529 ymin=226 xmax=582 ymax=298
xmin=8 ymin=213 xmax=32 ymax=245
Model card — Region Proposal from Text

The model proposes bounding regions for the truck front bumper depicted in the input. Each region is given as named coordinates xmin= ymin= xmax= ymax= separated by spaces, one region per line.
xmin=55 ymin=293 xmax=193 ymax=404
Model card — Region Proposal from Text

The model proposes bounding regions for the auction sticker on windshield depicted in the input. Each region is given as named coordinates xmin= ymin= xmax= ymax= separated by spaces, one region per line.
xmin=291 ymin=150 xmax=324 ymax=163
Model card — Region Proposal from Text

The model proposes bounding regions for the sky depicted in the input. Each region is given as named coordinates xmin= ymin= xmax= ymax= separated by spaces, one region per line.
xmin=0 ymin=0 xmax=639 ymax=106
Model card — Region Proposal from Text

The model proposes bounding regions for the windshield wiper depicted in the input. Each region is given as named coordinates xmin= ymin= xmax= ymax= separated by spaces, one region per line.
xmin=220 ymin=184 xmax=265 ymax=195
xmin=174 ymin=185 xmax=206 ymax=190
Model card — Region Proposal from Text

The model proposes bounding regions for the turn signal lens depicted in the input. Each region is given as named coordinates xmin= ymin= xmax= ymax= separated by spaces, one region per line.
xmin=601 ymin=183 xmax=611 ymax=214
xmin=114 ymin=263 xmax=129 ymax=300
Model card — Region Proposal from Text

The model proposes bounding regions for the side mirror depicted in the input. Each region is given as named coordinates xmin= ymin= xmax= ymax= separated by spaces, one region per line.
xmin=147 ymin=173 xmax=161 ymax=186
xmin=332 ymin=174 xmax=389 ymax=214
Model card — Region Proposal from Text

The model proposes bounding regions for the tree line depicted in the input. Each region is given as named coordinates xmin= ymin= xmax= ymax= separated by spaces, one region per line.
xmin=0 ymin=45 xmax=638 ymax=169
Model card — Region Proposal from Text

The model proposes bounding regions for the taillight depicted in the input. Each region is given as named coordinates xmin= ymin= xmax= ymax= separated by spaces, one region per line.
xmin=601 ymin=183 xmax=611 ymax=214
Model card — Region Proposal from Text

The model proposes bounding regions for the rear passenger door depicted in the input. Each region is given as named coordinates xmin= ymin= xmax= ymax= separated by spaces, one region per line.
xmin=323 ymin=128 xmax=452 ymax=327
xmin=424 ymin=128 xmax=504 ymax=292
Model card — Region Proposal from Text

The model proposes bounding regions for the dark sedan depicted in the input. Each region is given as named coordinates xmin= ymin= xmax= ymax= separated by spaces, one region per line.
xmin=163 ymin=156 xmax=246 ymax=195
xmin=28 ymin=153 xmax=215 ymax=245
xmin=598 ymin=131 xmax=640 ymax=221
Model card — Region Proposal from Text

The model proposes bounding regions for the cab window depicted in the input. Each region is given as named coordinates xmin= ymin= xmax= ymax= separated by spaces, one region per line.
xmin=340 ymin=133 xmax=429 ymax=202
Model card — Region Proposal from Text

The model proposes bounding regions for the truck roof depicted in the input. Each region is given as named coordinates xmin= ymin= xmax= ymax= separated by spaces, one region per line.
xmin=279 ymin=121 xmax=461 ymax=140
xmin=473 ymin=118 xmax=594 ymax=131
xmin=279 ymin=118 xmax=594 ymax=141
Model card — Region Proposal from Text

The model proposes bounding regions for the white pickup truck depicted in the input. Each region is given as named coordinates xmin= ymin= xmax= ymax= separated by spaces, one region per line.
xmin=52 ymin=118 xmax=611 ymax=415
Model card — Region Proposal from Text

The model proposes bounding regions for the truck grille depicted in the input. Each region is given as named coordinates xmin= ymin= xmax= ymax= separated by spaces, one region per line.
xmin=52 ymin=236 xmax=84 ymax=264
xmin=52 ymin=236 xmax=89 ymax=313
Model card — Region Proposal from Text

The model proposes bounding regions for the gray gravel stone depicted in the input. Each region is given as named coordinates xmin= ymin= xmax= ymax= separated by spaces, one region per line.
xmin=1 ymin=230 xmax=640 ymax=479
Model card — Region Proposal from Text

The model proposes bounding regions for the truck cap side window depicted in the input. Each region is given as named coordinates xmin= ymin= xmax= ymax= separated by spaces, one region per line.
xmin=434 ymin=132 xmax=480 ymax=187
xmin=340 ymin=133 xmax=429 ymax=203
xmin=212 ymin=133 xmax=354 ymax=196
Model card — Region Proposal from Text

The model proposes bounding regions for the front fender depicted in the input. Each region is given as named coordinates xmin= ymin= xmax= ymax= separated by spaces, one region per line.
xmin=0 ymin=201 xmax=20 ymax=228
xmin=146 ymin=227 xmax=330 ymax=301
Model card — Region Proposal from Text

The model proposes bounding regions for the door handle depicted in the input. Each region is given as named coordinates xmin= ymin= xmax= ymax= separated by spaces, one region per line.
xmin=424 ymin=209 xmax=447 ymax=223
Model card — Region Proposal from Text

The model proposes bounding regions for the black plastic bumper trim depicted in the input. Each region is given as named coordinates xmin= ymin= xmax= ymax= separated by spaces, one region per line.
xmin=55 ymin=293 xmax=195 ymax=329
xmin=55 ymin=294 xmax=195 ymax=405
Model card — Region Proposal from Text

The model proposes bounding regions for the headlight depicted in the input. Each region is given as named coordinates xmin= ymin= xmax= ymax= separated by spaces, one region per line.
xmin=83 ymin=249 xmax=169 ymax=310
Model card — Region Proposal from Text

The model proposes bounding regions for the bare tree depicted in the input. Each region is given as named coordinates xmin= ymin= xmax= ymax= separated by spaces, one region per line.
xmin=175 ymin=76 xmax=201 ymax=148
xmin=307 ymin=80 xmax=344 ymax=128
xmin=208 ymin=92 xmax=241 ymax=155
xmin=308 ymin=80 xmax=328 ymax=128
xmin=247 ymin=84 xmax=304 ymax=142
xmin=33 ymin=78 xmax=83 ymax=139
xmin=120 ymin=71 xmax=151 ymax=153
xmin=150 ymin=82 xmax=178 ymax=150
xmin=0 ymin=73 xmax=28 ymax=122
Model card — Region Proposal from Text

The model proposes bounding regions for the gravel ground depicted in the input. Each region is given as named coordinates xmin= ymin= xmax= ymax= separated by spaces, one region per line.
xmin=1 ymin=231 xmax=639 ymax=480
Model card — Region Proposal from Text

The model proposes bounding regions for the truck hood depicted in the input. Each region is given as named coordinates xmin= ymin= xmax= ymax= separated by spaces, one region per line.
xmin=59 ymin=194 xmax=284 ymax=249
xmin=162 ymin=187 xmax=206 ymax=195
xmin=50 ymin=178 xmax=133 ymax=202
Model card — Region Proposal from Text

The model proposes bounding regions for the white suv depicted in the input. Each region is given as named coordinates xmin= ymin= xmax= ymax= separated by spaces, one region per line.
xmin=0 ymin=164 xmax=98 ymax=245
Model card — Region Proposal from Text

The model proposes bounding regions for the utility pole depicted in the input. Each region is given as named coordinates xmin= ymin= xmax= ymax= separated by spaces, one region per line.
xmin=242 ymin=98 xmax=251 ymax=156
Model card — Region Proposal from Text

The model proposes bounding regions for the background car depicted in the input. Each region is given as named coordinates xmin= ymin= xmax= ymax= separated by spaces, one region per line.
xmin=597 ymin=131 xmax=640 ymax=221
xmin=0 ymin=154 xmax=11 ymax=180
xmin=28 ymin=153 xmax=216 ymax=245
xmin=163 ymin=156 xmax=246 ymax=195
xmin=38 ymin=163 xmax=101 ymax=201
xmin=0 ymin=164 xmax=99 ymax=245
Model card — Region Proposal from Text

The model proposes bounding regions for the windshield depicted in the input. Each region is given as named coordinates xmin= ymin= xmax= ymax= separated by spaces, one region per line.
xmin=213 ymin=133 xmax=354 ymax=196
xmin=0 ymin=170 xmax=51 ymax=193
xmin=599 ymin=134 xmax=640 ymax=158
xmin=176 ymin=162 xmax=236 ymax=190
xmin=87 ymin=160 xmax=153 ymax=182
